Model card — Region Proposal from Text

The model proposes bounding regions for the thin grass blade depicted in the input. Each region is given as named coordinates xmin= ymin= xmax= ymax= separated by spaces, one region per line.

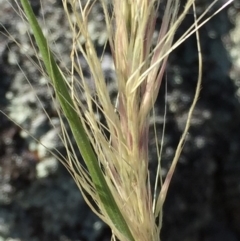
xmin=19 ymin=0 xmax=134 ymax=240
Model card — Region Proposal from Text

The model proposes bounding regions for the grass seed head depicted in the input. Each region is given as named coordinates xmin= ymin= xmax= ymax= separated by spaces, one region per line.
xmin=63 ymin=0 xmax=193 ymax=239
xmin=9 ymin=0 xmax=234 ymax=240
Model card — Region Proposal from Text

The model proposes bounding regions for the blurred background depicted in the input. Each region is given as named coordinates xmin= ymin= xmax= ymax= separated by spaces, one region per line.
xmin=0 ymin=0 xmax=240 ymax=240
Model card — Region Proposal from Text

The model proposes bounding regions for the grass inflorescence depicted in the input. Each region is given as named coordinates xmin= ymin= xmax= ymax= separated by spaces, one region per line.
xmin=1 ymin=0 xmax=234 ymax=240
